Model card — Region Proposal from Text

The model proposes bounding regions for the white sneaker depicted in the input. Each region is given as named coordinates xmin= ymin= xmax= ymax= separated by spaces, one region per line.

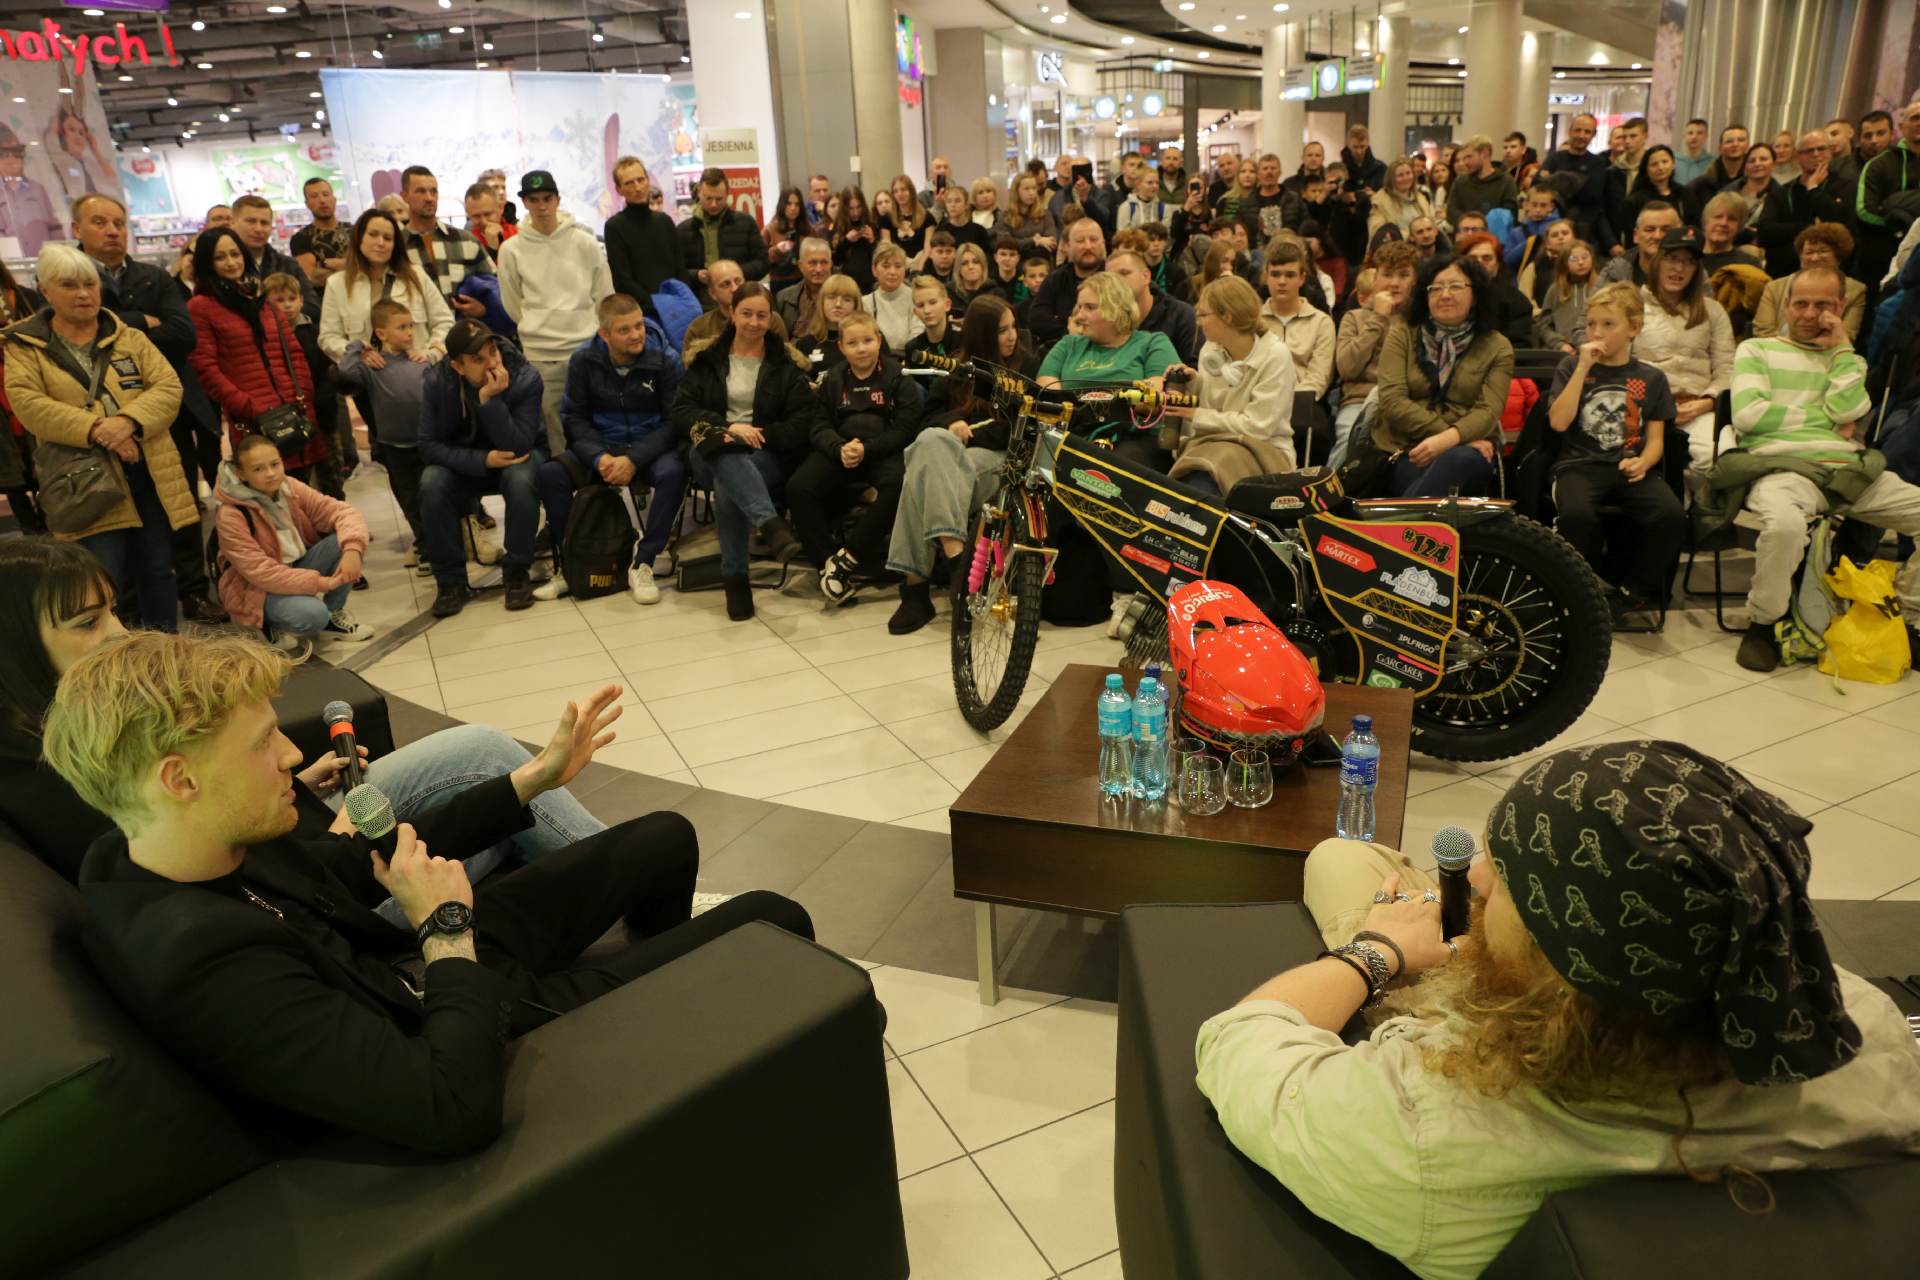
xmin=819 ymin=548 xmax=860 ymax=606
xmin=270 ymin=632 xmax=313 ymax=663
xmin=464 ymin=515 xmax=504 ymax=566
xmin=532 ymin=572 xmax=571 ymax=601
xmin=691 ymin=891 xmax=734 ymax=918
xmin=628 ymin=562 xmax=661 ymax=604
xmin=325 ymin=609 xmax=376 ymax=642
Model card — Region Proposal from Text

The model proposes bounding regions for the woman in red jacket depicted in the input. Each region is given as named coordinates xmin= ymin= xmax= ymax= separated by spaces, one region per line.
xmin=186 ymin=226 xmax=331 ymax=486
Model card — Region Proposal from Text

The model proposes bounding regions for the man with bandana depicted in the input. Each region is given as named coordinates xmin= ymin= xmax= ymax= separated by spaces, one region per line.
xmin=1196 ymin=741 xmax=1920 ymax=1280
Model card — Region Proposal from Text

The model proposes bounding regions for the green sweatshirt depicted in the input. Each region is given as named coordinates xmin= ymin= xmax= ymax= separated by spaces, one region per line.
xmin=1729 ymin=335 xmax=1869 ymax=464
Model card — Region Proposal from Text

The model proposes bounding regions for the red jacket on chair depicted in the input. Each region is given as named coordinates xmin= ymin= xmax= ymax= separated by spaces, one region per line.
xmin=187 ymin=294 xmax=326 ymax=469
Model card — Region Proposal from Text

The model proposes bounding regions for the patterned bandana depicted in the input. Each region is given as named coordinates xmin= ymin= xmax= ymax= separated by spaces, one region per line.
xmin=1487 ymin=740 xmax=1862 ymax=1087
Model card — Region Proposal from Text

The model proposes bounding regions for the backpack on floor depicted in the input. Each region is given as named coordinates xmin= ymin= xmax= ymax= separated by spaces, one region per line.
xmin=1775 ymin=517 xmax=1844 ymax=665
xmin=555 ymin=452 xmax=636 ymax=600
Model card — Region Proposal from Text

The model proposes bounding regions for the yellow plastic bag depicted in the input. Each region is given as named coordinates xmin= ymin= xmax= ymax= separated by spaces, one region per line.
xmin=1819 ymin=557 xmax=1910 ymax=684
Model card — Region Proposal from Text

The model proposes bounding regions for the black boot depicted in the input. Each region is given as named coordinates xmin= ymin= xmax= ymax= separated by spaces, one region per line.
xmin=1736 ymin=620 xmax=1780 ymax=673
xmin=503 ymin=568 xmax=534 ymax=611
xmin=723 ymin=574 xmax=755 ymax=621
xmin=431 ymin=582 xmax=472 ymax=618
xmin=889 ymin=580 xmax=936 ymax=635
xmin=758 ymin=516 xmax=802 ymax=564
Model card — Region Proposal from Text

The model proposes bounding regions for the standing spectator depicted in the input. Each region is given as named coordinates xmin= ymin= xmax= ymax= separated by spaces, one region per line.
xmin=1836 ymin=109 xmax=1894 ymax=196
xmin=478 ymin=167 xmax=518 ymax=227
xmin=1423 ymin=165 xmax=1452 ymax=229
xmin=334 ymin=300 xmax=431 ymax=565
xmin=1372 ymin=255 xmax=1513 ymax=498
xmin=1215 ymin=162 xmax=1261 ymax=231
xmin=916 ymin=159 xmax=952 ymax=217
xmin=1368 ymin=158 xmax=1434 ymax=239
xmin=318 ymin=208 xmax=454 ymax=364
xmin=463 ymin=183 xmax=514 ymax=257
xmin=676 ymin=167 xmax=769 ymax=304
xmin=1159 ymin=274 xmax=1297 ymax=496
xmin=762 ymin=187 xmax=809 ymax=293
xmin=290 ymin=178 xmax=350 ymax=294
xmin=263 ymin=274 xmax=346 ymax=498
xmin=883 ymin=176 xmax=932 ymax=262
xmin=1502 ymin=132 xmax=1540 ymax=190
xmin=1855 ymin=100 xmax=1920 ymax=294
xmin=1283 ymin=142 xmax=1329 ymax=197
xmin=1672 ymin=118 xmax=1715 ymax=186
xmin=1339 ymin=123 xmax=1388 ymax=201
xmin=670 ymin=284 xmax=817 ymax=620
xmin=498 ymin=171 xmax=615 ymax=456
xmin=1116 ymin=167 xmax=1173 ymax=234
xmin=1157 ymin=146 xmax=1189 ymax=204
xmin=0 ymin=125 xmax=61 ymax=256
xmin=1108 ymin=247 xmax=1198 ymax=364
xmin=831 ymin=185 xmax=881 ymax=293
xmin=204 ymin=204 xmax=234 ymax=230
xmin=604 ymin=159 xmax=686 ymax=322
xmin=230 ymin=195 xmax=319 ymax=318
xmin=1636 ymin=227 xmax=1735 ymax=473
xmin=933 ymin=185 xmax=992 ymax=259
xmin=1446 ymin=136 xmax=1519 ymax=227
xmin=1685 ymin=123 xmax=1751 ymax=208
xmin=1542 ymin=112 xmax=1610 ymax=244
xmin=1752 ymin=132 xmax=1851 ymax=277
xmin=1027 ymin=216 xmax=1108 ymax=345
xmin=1206 ymin=153 xmax=1241 ymax=208
xmin=968 ymin=178 xmax=1009 ymax=236
xmin=1245 ymin=153 xmax=1306 ymax=244
xmin=1037 ymin=272 xmax=1180 ymax=469
xmin=1601 ymin=202 xmax=1682 ymax=286
xmin=1598 ymin=117 xmax=1651 ymax=249
xmin=534 ymin=295 xmax=685 ymax=604
xmin=861 ymin=243 xmax=922 ymax=351
xmin=0 ymin=260 xmax=46 ymax=532
xmin=3 ymin=245 xmax=190 ymax=630
xmin=1331 ymin=240 xmax=1417 ymax=462
xmin=776 ymin=238 xmax=834 ymax=336
xmin=1732 ymin=143 xmax=1782 ymax=208
xmin=1622 ymin=146 xmax=1697 ymax=229
xmin=398 ymin=166 xmax=494 ymax=322
xmin=1752 ymin=222 xmax=1867 ymax=340
xmin=214 ymin=433 xmax=372 ymax=658
xmin=187 ymin=229 xmax=328 ymax=489
xmin=805 ymin=174 xmax=835 ymax=234
xmin=418 ymin=321 xmax=547 ymax=616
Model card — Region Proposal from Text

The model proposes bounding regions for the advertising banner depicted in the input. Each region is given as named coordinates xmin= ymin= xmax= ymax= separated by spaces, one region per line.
xmin=114 ymin=148 xmax=175 ymax=219
xmin=0 ymin=55 xmax=123 ymax=259
xmin=210 ymin=139 xmax=344 ymax=205
xmin=699 ymin=127 xmax=763 ymax=226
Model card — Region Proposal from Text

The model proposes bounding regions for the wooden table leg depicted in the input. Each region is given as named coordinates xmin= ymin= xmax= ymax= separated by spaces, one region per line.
xmin=975 ymin=901 xmax=1000 ymax=1005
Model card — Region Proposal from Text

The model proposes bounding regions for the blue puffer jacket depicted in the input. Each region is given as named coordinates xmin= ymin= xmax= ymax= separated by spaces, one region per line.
xmin=559 ymin=324 xmax=684 ymax=472
xmin=418 ymin=336 xmax=545 ymax=478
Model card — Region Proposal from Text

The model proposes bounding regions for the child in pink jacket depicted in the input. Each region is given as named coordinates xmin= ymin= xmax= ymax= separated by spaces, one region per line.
xmin=214 ymin=433 xmax=374 ymax=659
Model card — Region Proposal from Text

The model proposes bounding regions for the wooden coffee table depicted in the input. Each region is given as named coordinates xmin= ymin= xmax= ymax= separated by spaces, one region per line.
xmin=950 ymin=665 xmax=1413 ymax=1002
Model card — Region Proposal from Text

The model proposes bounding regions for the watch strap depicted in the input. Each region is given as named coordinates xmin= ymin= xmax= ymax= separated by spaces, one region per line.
xmin=416 ymin=901 xmax=472 ymax=944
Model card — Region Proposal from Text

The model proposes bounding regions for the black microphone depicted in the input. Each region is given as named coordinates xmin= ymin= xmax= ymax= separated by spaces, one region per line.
xmin=343 ymin=783 xmax=398 ymax=860
xmin=1432 ymin=825 xmax=1476 ymax=940
xmin=323 ymin=699 xmax=365 ymax=792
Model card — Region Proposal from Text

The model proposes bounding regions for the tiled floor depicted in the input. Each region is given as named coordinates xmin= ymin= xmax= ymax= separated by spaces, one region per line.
xmin=335 ymin=464 xmax=1920 ymax=1279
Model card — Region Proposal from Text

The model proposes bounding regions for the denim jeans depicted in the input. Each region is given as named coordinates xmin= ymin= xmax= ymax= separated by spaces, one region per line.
xmin=329 ymin=723 xmax=607 ymax=926
xmin=420 ymin=452 xmax=547 ymax=588
xmin=538 ymin=450 xmax=690 ymax=565
xmin=688 ymin=447 xmax=785 ymax=576
xmin=81 ymin=459 xmax=178 ymax=632
xmin=1392 ymin=445 xmax=1494 ymax=498
xmin=263 ymin=533 xmax=352 ymax=637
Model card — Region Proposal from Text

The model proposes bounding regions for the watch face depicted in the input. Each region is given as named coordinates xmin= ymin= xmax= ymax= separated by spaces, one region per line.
xmin=433 ymin=902 xmax=471 ymax=932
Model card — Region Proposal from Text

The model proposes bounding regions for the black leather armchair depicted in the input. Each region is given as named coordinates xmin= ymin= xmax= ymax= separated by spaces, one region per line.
xmin=1116 ymin=900 xmax=1918 ymax=1280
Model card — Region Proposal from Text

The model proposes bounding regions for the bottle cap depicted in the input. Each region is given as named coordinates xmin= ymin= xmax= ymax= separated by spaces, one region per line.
xmin=1106 ymin=673 xmax=1124 ymax=690
xmin=1139 ymin=676 xmax=1158 ymax=694
xmin=1352 ymin=714 xmax=1372 ymax=732
xmin=1146 ymin=661 xmax=1162 ymax=677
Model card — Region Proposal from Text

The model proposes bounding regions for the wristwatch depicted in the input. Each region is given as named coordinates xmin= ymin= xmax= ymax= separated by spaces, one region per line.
xmin=417 ymin=901 xmax=474 ymax=945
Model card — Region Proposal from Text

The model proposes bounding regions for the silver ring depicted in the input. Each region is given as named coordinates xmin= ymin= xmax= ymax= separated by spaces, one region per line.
xmin=1445 ymin=940 xmax=1459 ymax=960
xmin=1371 ymin=890 xmax=1390 ymax=904
xmin=1393 ymin=892 xmax=1412 ymax=903
xmin=1422 ymin=889 xmax=1439 ymax=904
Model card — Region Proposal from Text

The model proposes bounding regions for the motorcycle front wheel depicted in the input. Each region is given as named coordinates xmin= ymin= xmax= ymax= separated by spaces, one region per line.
xmin=1414 ymin=515 xmax=1612 ymax=762
xmin=952 ymin=498 xmax=1045 ymax=731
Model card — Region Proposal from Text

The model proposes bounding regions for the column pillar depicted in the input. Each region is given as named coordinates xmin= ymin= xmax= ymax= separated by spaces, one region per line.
xmin=1674 ymin=0 xmax=1847 ymax=141
xmin=1460 ymin=0 xmax=1520 ymax=143
xmin=1261 ymin=24 xmax=1306 ymax=160
xmin=929 ymin=30 xmax=993 ymax=186
xmin=845 ymin=0 xmax=904 ymax=189
xmin=1513 ymin=29 xmax=1554 ymax=155
xmin=688 ymin=0 xmax=782 ymax=194
xmin=1369 ymin=15 xmax=1410 ymax=160
xmin=1182 ymin=74 xmax=1199 ymax=179
xmin=766 ymin=0 xmax=904 ymax=192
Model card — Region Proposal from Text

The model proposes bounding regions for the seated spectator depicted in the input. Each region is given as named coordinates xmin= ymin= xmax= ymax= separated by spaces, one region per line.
xmin=334 ymin=300 xmax=432 ymax=567
xmin=989 ymin=235 xmax=1024 ymax=298
xmin=1001 ymin=171 xmax=1058 ymax=258
xmin=1038 ymin=271 xmax=1180 ymax=469
xmin=1140 ymin=221 xmax=1191 ymax=302
xmin=1407 ymin=214 xmax=1441 ymax=262
xmin=795 ymin=273 xmax=863 ymax=374
xmin=1454 ymin=232 xmax=1536 ymax=349
xmin=1752 ymin=132 xmax=1852 ymax=278
xmin=885 ymin=297 xmax=1033 ymax=634
xmin=831 ymin=185 xmax=880 ymax=293
xmin=921 ymin=228 xmax=958 ymax=292
xmin=904 ymin=275 xmax=959 ymax=365
xmin=948 ymin=244 xmax=994 ymax=316
xmin=670 ymin=283 xmax=817 ymax=622
xmin=534 ymin=294 xmax=686 ymax=605
xmin=762 ymin=187 xmax=809 ymax=294
xmin=1373 ymin=255 xmax=1513 ymax=498
xmin=1259 ymin=240 xmax=1335 ymax=460
xmin=1195 ymin=240 xmax=1236 ymax=304
xmin=1331 ymin=241 xmax=1418 ymax=466
xmin=263 ymin=272 xmax=346 ymax=499
xmin=1198 ymin=741 xmax=1920 ymax=1280
xmin=1636 ymin=227 xmax=1735 ymax=473
xmin=1160 ymin=275 xmax=1296 ymax=496
xmin=1623 ymin=145 xmax=1697 ymax=231
xmin=1753 ymin=222 xmax=1868 ymax=340
xmin=1727 ymin=266 xmax=1920 ymax=671
xmin=1516 ymin=217 xmax=1576 ymax=304
xmin=934 ymin=185 xmax=991 ymax=260
xmin=1545 ymin=284 xmax=1686 ymax=618
xmin=2 ymin=244 xmax=189 ymax=632
xmin=1027 ymin=216 xmax=1108 ymax=345
xmin=775 ymin=237 xmax=833 ymax=336
xmin=1698 ymin=193 xmax=1764 ymax=273
xmin=418 ymin=320 xmax=547 ymax=617
xmin=1013 ymin=254 xmax=1052 ymax=321
xmin=1601 ymin=202 xmax=1682 ymax=286
xmin=49 ymin=628 xmax=815 ymax=1157
xmin=968 ymin=177 xmax=1010 ymax=239
xmin=1109 ymin=246 xmax=1199 ymax=365
xmin=1445 ymin=136 xmax=1518 ymax=228
xmin=797 ymin=314 xmax=925 ymax=601
xmin=1534 ymin=239 xmax=1598 ymax=352
xmin=1298 ymin=221 xmax=1345 ymax=308
xmin=1367 ymin=157 xmax=1434 ymax=240
xmin=681 ymin=257 xmax=747 ymax=355
xmin=1501 ymin=186 xmax=1561 ymax=272
xmin=214 ymin=433 xmax=372 ymax=658
xmin=860 ymin=242 xmax=923 ymax=352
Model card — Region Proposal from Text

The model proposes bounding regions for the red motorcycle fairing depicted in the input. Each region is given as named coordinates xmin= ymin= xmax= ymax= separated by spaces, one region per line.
xmin=1301 ymin=514 xmax=1462 ymax=698
xmin=1166 ymin=580 xmax=1326 ymax=763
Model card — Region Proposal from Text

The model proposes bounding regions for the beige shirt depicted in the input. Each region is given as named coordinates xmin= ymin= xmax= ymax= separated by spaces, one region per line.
xmin=1259 ymin=298 xmax=1335 ymax=396
xmin=1195 ymin=969 xmax=1920 ymax=1280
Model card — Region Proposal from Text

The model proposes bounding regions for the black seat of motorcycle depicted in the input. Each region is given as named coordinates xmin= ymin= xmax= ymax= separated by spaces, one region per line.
xmin=1222 ymin=471 xmax=1339 ymax=522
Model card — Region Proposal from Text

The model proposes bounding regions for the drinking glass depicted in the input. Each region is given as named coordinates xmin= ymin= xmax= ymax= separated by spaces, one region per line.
xmin=1179 ymin=755 xmax=1227 ymax=816
xmin=1169 ymin=736 xmax=1208 ymax=767
xmin=1226 ymin=748 xmax=1274 ymax=809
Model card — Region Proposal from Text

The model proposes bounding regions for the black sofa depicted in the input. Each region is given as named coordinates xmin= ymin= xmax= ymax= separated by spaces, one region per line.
xmin=0 ymin=669 xmax=908 ymax=1279
xmin=1116 ymin=900 xmax=1919 ymax=1279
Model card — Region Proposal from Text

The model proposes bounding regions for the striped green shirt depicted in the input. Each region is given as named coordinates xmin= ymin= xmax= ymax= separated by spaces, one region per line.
xmin=1729 ymin=336 xmax=1870 ymax=464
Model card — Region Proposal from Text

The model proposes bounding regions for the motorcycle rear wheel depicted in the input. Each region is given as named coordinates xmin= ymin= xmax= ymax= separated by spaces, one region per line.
xmin=952 ymin=500 xmax=1045 ymax=731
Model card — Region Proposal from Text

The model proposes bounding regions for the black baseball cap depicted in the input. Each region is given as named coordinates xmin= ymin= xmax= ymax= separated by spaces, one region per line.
xmin=519 ymin=170 xmax=558 ymax=198
xmin=1658 ymin=225 xmax=1703 ymax=256
xmin=445 ymin=319 xmax=498 ymax=360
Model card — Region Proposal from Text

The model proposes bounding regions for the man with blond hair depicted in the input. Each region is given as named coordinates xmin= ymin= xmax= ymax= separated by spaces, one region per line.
xmin=56 ymin=631 xmax=813 ymax=1156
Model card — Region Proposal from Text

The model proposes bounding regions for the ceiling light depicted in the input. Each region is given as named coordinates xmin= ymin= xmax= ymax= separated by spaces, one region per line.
xmin=988 ymin=93 xmax=997 ymax=105
xmin=1631 ymin=62 xmax=1643 ymax=69
xmin=117 ymin=74 xmax=132 ymax=82
xmin=1457 ymin=70 xmax=1468 ymax=77
xmin=191 ymin=120 xmax=202 ymax=126
xmin=449 ymin=26 xmax=465 ymax=34
xmin=475 ymin=61 xmax=488 ymax=68
xmin=267 ymin=4 xmax=287 ymax=12
xmin=1119 ymin=35 xmax=1134 ymax=45
xmin=1178 ymin=2 xmax=1194 ymax=10
xmin=295 ymin=50 xmax=312 ymax=58
xmin=372 ymin=49 xmax=384 ymax=59
xmin=142 ymin=145 xmax=151 ymax=153
xmin=1458 ymin=25 xmax=1469 ymax=34
xmin=8 ymin=96 xmax=21 ymax=104
xmin=1049 ymin=12 xmax=1067 ymax=23
xmin=83 ymin=7 xmax=104 ymax=15
xmin=315 ymin=110 xmax=326 ymax=120
xmin=58 ymin=86 xmax=72 ymax=94
xmin=191 ymin=20 xmax=205 ymax=31
xmin=679 ymin=54 xmax=690 ymax=62
xmin=659 ymin=73 xmax=672 ymax=82
xmin=1235 ymin=12 xmax=1247 ymax=18
xmin=592 ymin=30 xmax=605 ymax=41
xmin=218 ymin=112 xmax=229 ymax=122
xmin=438 ymin=0 xmax=452 ymax=8
xmin=1273 ymin=3 xmax=1288 ymax=10
xmin=1588 ymin=50 xmax=1608 ymax=64
xmin=309 ymin=91 xmax=322 ymax=98
xmin=196 ymin=61 xmax=212 ymax=70
xmin=1197 ymin=50 xmax=1210 ymax=59
xmin=483 ymin=41 xmax=495 ymax=50
xmin=165 ymin=96 xmax=177 ymax=106
xmin=1555 ymin=70 xmax=1566 ymax=78
xmin=231 ymin=107 xmax=241 ymax=114
xmin=1447 ymin=57 xmax=1459 ymax=64
xmin=735 ymin=9 xmax=752 ymax=18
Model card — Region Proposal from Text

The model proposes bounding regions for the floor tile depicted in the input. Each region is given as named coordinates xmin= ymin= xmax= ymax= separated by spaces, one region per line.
xmin=790 ymin=621 xmax=948 ymax=668
xmin=444 ymin=681 xmax=642 ymax=737
xmin=669 ymin=788 xmax=781 ymax=855
xmin=696 ymin=805 xmax=866 ymax=893
xmin=973 ymin=1102 xmax=1119 ymax=1273
xmin=851 ymin=672 xmax=977 ymax=724
xmin=430 ymin=627 xmax=608 ymax=683
xmin=1396 ymin=777 xmax=1508 ymax=868
xmin=363 ymin=655 xmax=436 ymax=691
xmin=621 ymin=643 xmax=814 ymax=702
xmin=574 ymin=771 xmax=700 ymax=828
xmin=1061 ymin=1251 xmax=1125 ymax=1279
xmin=1835 ymin=768 xmax=1920 ymax=840
xmin=894 ymin=808 xmax=953 ymax=834
xmin=1461 ymin=706 xmax=1633 ymax=786
xmin=927 ymin=745 xmax=998 ymax=791
xmin=900 ymin=999 xmax=1118 ymax=1151
xmin=426 ymin=594 xmax=577 ymax=634
xmin=1404 ymin=754 xmax=1468 ymax=798
xmin=1670 ymin=633 xmax=1777 ymax=683
xmin=1732 ymin=719 xmax=1920 ymax=805
xmin=590 ymin=606 xmax=746 ymax=650
xmin=896 ymin=1158 xmax=1052 ymax=1280
xmin=437 ymin=653 xmax=620 ymax=709
xmin=887 ymin=1059 xmax=965 ymax=1178
xmin=760 ymin=600 xmax=918 ymax=643
xmin=768 ymin=761 xmax=959 ymax=824
xmin=587 ymin=735 xmax=688 ymax=778
xmin=1625 ymin=682 xmax=1847 ymax=763
xmin=1763 ymin=662 xmax=1918 ymax=713
xmin=885 ymin=707 xmax=1006 ymax=759
xmin=787 ymin=822 xmax=950 ymax=958
xmin=817 ymin=641 xmax=961 ymax=695
xmin=862 ymin=861 xmax=1036 ymax=984
xmin=642 ymin=667 xmax=842 ymax=732
xmin=1583 ymin=654 xmax=1752 ymax=725
xmin=668 ymin=696 xmax=877 ymax=768
xmin=693 ymin=726 xmax=916 ymax=798
xmin=1614 ymin=608 xmax=1733 ymax=659
xmin=386 ymin=683 xmax=445 ymax=714
xmin=425 ymin=608 xmax=590 ymax=657
xmin=1878 ymin=878 xmax=1920 ymax=901
xmin=1804 ymin=808 xmax=1920 ymax=900
xmin=1029 ymin=635 xmax=1127 ymax=683
xmin=604 ymin=619 xmax=787 ymax=671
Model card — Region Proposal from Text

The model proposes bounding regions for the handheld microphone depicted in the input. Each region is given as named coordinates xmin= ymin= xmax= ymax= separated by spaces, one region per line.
xmin=343 ymin=783 xmax=398 ymax=861
xmin=1432 ymin=825 xmax=1477 ymax=940
xmin=322 ymin=699 xmax=365 ymax=792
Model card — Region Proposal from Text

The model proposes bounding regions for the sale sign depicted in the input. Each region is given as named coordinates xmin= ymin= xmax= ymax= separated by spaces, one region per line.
xmin=700 ymin=127 xmax=763 ymax=227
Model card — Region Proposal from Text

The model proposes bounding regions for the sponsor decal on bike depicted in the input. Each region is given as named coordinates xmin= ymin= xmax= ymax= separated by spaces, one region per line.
xmin=1366 ymin=670 xmax=1404 ymax=688
xmin=1121 ymin=544 xmax=1173 ymax=574
xmin=1269 ymin=494 xmax=1305 ymax=512
xmin=1374 ymin=651 xmax=1438 ymax=680
xmin=1068 ymin=467 xmax=1123 ymax=500
xmin=1380 ymin=566 xmax=1450 ymax=609
xmin=1359 ymin=608 xmax=1445 ymax=659
xmin=1145 ymin=498 xmax=1210 ymax=537
xmin=1399 ymin=526 xmax=1455 ymax=568
xmin=1316 ymin=535 xmax=1375 ymax=573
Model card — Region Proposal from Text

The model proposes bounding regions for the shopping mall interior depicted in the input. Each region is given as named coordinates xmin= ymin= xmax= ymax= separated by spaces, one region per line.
xmin=2 ymin=0 xmax=1918 ymax=1276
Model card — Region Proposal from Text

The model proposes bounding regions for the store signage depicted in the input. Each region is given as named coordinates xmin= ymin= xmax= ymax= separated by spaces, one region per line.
xmin=1281 ymin=65 xmax=1311 ymax=101
xmin=62 ymin=0 xmax=169 ymax=12
xmin=1036 ymin=50 xmax=1064 ymax=85
xmin=895 ymin=14 xmax=923 ymax=108
xmin=1093 ymin=95 xmax=1116 ymax=119
xmin=1141 ymin=92 xmax=1164 ymax=116
xmin=1346 ymin=55 xmax=1380 ymax=93
xmin=1549 ymin=91 xmax=1587 ymax=106
xmin=0 ymin=17 xmax=179 ymax=73
xmin=700 ymin=128 xmax=764 ymax=226
xmin=1313 ymin=59 xmax=1346 ymax=99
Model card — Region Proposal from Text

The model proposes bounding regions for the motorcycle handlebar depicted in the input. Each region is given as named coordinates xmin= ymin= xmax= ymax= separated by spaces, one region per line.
xmin=903 ymin=352 xmax=1196 ymax=410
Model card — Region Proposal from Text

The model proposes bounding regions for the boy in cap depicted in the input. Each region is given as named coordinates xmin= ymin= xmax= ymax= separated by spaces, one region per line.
xmin=497 ymin=170 xmax=615 ymax=456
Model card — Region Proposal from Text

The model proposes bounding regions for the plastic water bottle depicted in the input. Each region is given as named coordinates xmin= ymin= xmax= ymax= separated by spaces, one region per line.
xmin=1144 ymin=660 xmax=1174 ymax=780
xmin=1335 ymin=714 xmax=1381 ymax=841
xmin=1097 ymin=674 xmax=1134 ymax=798
xmin=1132 ymin=677 xmax=1169 ymax=802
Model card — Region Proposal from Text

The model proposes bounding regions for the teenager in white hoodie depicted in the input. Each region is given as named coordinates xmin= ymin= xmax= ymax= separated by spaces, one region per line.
xmin=498 ymin=170 xmax=615 ymax=454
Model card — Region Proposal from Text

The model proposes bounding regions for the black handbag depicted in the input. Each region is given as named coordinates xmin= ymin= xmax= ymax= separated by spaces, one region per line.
xmin=252 ymin=314 xmax=313 ymax=454
xmin=33 ymin=344 xmax=127 ymax=534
